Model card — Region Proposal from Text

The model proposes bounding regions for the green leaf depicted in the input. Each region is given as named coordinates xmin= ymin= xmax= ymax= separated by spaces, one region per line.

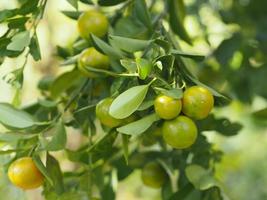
xmin=90 ymin=34 xmax=124 ymax=59
xmin=197 ymin=114 xmax=242 ymax=136
xmin=137 ymin=100 xmax=154 ymax=111
xmin=171 ymin=49 xmax=205 ymax=61
xmin=114 ymin=16 xmax=149 ymax=39
xmin=61 ymin=10 xmax=82 ymax=20
xmin=38 ymin=99 xmax=58 ymax=108
xmin=133 ymin=0 xmax=152 ymax=31
xmin=0 ymin=132 xmax=36 ymax=142
xmin=98 ymin=0 xmax=127 ymax=6
xmin=33 ymin=154 xmax=53 ymax=186
xmin=0 ymin=9 xmax=17 ymax=22
xmin=58 ymin=191 xmax=89 ymax=200
xmin=7 ymin=31 xmax=31 ymax=51
xmin=109 ymin=84 xmax=150 ymax=119
xmin=87 ymin=131 xmax=118 ymax=162
xmin=168 ymin=0 xmax=191 ymax=44
xmin=122 ymin=134 xmax=130 ymax=165
xmin=120 ymin=59 xmax=137 ymax=72
xmin=50 ymin=70 xmax=82 ymax=98
xmin=43 ymin=121 xmax=67 ymax=151
xmin=46 ymin=153 xmax=65 ymax=194
xmin=154 ymin=88 xmax=183 ymax=99
xmin=66 ymin=0 xmax=78 ymax=9
xmin=109 ymin=35 xmax=151 ymax=53
xmin=136 ymin=58 xmax=152 ymax=80
xmin=0 ymin=149 xmax=28 ymax=155
xmin=185 ymin=164 xmax=219 ymax=190
xmin=7 ymin=17 xmax=29 ymax=29
xmin=117 ymin=113 xmax=160 ymax=136
xmin=252 ymin=107 xmax=267 ymax=119
xmin=29 ymin=33 xmax=41 ymax=61
xmin=0 ymin=103 xmax=36 ymax=129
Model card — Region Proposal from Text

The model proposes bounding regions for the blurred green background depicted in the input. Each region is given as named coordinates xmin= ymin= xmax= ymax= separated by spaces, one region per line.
xmin=0 ymin=0 xmax=266 ymax=199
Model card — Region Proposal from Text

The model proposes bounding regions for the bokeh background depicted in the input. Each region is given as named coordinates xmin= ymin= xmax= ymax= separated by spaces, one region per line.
xmin=0 ymin=0 xmax=267 ymax=199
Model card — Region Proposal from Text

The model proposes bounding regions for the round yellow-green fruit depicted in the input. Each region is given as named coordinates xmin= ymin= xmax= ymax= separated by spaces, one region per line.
xmin=154 ymin=95 xmax=182 ymax=120
xmin=182 ymin=86 xmax=214 ymax=120
xmin=141 ymin=162 xmax=167 ymax=188
xmin=162 ymin=116 xmax=198 ymax=149
xmin=78 ymin=47 xmax=109 ymax=77
xmin=78 ymin=10 xmax=108 ymax=40
xmin=96 ymin=98 xmax=123 ymax=128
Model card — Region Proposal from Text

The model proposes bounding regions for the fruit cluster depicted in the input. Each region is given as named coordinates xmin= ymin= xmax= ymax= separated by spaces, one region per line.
xmin=7 ymin=8 xmax=214 ymax=193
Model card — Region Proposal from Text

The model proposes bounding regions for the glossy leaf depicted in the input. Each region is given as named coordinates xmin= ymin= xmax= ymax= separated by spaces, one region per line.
xmin=136 ymin=58 xmax=152 ymax=80
xmin=90 ymin=34 xmax=124 ymax=59
xmin=154 ymin=87 xmax=183 ymax=99
xmin=117 ymin=113 xmax=160 ymax=135
xmin=7 ymin=31 xmax=31 ymax=51
xmin=0 ymin=103 xmax=36 ymax=129
xmin=185 ymin=164 xmax=219 ymax=190
xmin=50 ymin=70 xmax=82 ymax=98
xmin=109 ymin=35 xmax=152 ymax=53
xmin=109 ymin=84 xmax=149 ymax=119
xmin=120 ymin=59 xmax=137 ymax=72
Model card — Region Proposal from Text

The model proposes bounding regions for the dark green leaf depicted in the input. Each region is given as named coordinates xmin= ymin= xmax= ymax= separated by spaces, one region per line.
xmin=117 ymin=113 xmax=160 ymax=135
xmin=168 ymin=0 xmax=191 ymax=44
xmin=46 ymin=153 xmax=65 ymax=194
xmin=29 ymin=34 xmax=41 ymax=61
xmin=88 ymin=131 xmax=118 ymax=162
xmin=114 ymin=16 xmax=149 ymax=40
xmin=7 ymin=17 xmax=29 ymax=29
xmin=171 ymin=49 xmax=205 ymax=61
xmin=253 ymin=107 xmax=267 ymax=119
xmin=67 ymin=0 xmax=78 ymax=9
xmin=98 ymin=0 xmax=127 ymax=6
xmin=122 ymin=134 xmax=130 ymax=164
xmin=33 ymin=154 xmax=53 ymax=186
xmin=61 ymin=10 xmax=82 ymax=20
xmin=109 ymin=84 xmax=150 ymax=119
xmin=0 ymin=9 xmax=17 ymax=22
xmin=90 ymin=34 xmax=124 ymax=59
xmin=132 ymin=0 xmax=152 ymax=30
xmin=197 ymin=114 xmax=242 ymax=136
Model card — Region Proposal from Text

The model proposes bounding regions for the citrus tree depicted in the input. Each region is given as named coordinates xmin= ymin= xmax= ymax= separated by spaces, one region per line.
xmin=0 ymin=0 xmax=246 ymax=199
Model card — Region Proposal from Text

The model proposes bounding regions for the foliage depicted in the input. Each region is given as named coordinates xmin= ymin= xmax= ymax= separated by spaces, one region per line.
xmin=3 ymin=0 xmax=265 ymax=199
